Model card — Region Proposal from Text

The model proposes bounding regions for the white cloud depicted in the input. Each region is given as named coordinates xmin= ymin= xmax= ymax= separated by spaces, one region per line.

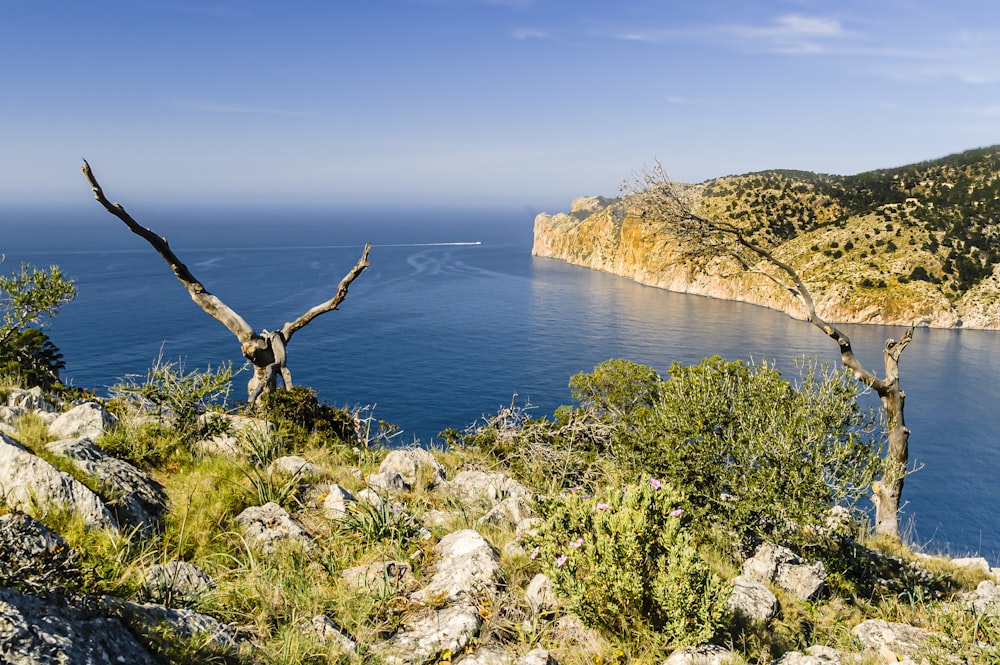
xmin=720 ymin=14 xmax=850 ymax=54
xmin=513 ymin=27 xmax=549 ymax=40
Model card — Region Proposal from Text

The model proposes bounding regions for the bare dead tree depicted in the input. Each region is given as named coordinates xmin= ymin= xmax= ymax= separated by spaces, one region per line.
xmin=628 ymin=162 xmax=914 ymax=540
xmin=81 ymin=160 xmax=371 ymax=407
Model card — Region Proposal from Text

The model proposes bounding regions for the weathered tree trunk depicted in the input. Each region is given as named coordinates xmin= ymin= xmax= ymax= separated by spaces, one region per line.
xmin=872 ymin=334 xmax=911 ymax=540
xmin=81 ymin=160 xmax=371 ymax=407
xmin=814 ymin=317 xmax=913 ymax=540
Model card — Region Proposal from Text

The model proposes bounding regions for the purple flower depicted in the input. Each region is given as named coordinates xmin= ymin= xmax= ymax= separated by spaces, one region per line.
xmin=649 ymin=478 xmax=662 ymax=490
xmin=595 ymin=503 xmax=611 ymax=511
xmin=530 ymin=546 xmax=540 ymax=560
xmin=570 ymin=537 xmax=584 ymax=548
xmin=556 ymin=554 xmax=568 ymax=567
xmin=670 ymin=508 xmax=684 ymax=518
xmin=569 ymin=486 xmax=584 ymax=492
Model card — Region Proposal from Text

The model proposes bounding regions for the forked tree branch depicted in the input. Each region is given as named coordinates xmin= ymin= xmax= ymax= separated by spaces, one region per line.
xmin=80 ymin=160 xmax=371 ymax=384
xmin=282 ymin=243 xmax=371 ymax=342
xmin=81 ymin=160 xmax=256 ymax=343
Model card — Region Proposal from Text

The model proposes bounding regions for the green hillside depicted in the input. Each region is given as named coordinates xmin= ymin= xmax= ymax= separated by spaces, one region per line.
xmin=698 ymin=145 xmax=1000 ymax=299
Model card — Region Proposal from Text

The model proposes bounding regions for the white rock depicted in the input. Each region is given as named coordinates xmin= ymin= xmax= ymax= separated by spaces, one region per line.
xmin=49 ymin=402 xmax=117 ymax=440
xmin=0 ymin=432 xmax=116 ymax=531
xmin=411 ymin=529 xmax=501 ymax=605
xmin=727 ymin=575 xmax=778 ymax=622
xmin=379 ymin=447 xmax=446 ymax=489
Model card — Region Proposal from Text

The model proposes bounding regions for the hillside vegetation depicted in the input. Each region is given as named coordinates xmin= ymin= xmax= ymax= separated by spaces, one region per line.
xmin=534 ymin=146 xmax=1000 ymax=328
xmin=1 ymin=359 xmax=998 ymax=665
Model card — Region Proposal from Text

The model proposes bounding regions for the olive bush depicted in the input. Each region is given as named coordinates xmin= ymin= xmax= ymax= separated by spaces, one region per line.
xmin=627 ymin=357 xmax=884 ymax=543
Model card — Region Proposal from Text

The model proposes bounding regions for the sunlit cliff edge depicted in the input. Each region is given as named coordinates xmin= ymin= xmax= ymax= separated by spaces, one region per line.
xmin=533 ymin=147 xmax=1000 ymax=330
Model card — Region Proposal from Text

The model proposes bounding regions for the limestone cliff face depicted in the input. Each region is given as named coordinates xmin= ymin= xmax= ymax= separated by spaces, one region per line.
xmin=532 ymin=196 xmax=1000 ymax=330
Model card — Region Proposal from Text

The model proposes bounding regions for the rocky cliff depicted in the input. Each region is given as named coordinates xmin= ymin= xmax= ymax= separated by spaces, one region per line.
xmin=533 ymin=149 xmax=1000 ymax=330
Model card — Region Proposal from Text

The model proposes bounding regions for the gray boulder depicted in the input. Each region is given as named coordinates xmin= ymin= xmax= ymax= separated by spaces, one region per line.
xmin=235 ymin=502 xmax=314 ymax=555
xmin=144 ymin=561 xmax=216 ymax=604
xmin=48 ymin=401 xmax=117 ymax=440
xmin=270 ymin=455 xmax=320 ymax=480
xmin=110 ymin=598 xmax=241 ymax=652
xmin=851 ymin=619 xmax=948 ymax=664
xmin=743 ymin=543 xmax=826 ymax=601
xmin=6 ymin=387 xmax=58 ymax=413
xmin=322 ymin=484 xmax=357 ymax=520
xmin=0 ymin=586 xmax=155 ymax=664
xmin=367 ymin=469 xmax=411 ymax=494
xmin=0 ymin=432 xmax=116 ymax=531
xmin=480 ymin=495 xmax=534 ymax=530
xmin=45 ymin=436 xmax=167 ymax=535
xmin=0 ymin=512 xmax=78 ymax=592
xmin=382 ymin=602 xmax=482 ymax=665
xmin=524 ymin=573 xmax=559 ymax=616
xmin=342 ymin=560 xmax=418 ymax=595
xmin=961 ymin=579 xmax=1000 ymax=616
xmin=410 ymin=529 xmax=501 ymax=605
xmin=448 ymin=469 xmax=531 ymax=505
xmin=727 ymin=575 xmax=779 ymax=622
xmin=379 ymin=447 xmax=447 ymax=490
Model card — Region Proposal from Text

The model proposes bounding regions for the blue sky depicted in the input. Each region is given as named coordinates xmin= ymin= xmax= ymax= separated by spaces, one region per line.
xmin=3 ymin=0 xmax=999 ymax=210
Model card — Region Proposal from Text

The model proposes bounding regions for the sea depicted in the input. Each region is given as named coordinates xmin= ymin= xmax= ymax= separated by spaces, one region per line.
xmin=2 ymin=203 xmax=998 ymax=565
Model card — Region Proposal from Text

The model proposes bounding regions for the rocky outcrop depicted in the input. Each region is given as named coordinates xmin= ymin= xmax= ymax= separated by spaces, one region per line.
xmin=234 ymin=501 xmax=315 ymax=555
xmin=0 ymin=432 xmax=116 ymax=531
xmin=48 ymin=401 xmax=117 ymax=440
xmin=44 ymin=436 xmax=167 ymax=535
xmin=1 ymin=391 xmax=996 ymax=665
xmin=742 ymin=543 xmax=827 ymax=601
xmin=533 ymin=195 xmax=1000 ymax=329
xmin=0 ymin=587 xmax=157 ymax=664
xmin=0 ymin=512 xmax=78 ymax=593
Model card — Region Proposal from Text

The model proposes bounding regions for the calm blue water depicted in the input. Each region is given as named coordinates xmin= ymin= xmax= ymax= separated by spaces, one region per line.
xmin=2 ymin=204 xmax=998 ymax=565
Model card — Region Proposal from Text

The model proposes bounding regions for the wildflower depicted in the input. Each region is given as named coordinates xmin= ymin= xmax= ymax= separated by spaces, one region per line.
xmin=530 ymin=546 xmax=540 ymax=560
xmin=596 ymin=503 xmax=611 ymax=511
xmin=669 ymin=508 xmax=684 ymax=518
xmin=649 ymin=478 xmax=662 ymax=490
xmin=556 ymin=554 xmax=568 ymax=567
xmin=570 ymin=537 xmax=584 ymax=548
xmin=569 ymin=486 xmax=584 ymax=492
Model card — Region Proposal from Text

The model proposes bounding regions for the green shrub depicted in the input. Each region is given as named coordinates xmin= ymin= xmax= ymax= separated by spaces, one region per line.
xmin=110 ymin=353 xmax=234 ymax=441
xmin=256 ymin=386 xmax=361 ymax=445
xmin=528 ymin=480 xmax=728 ymax=645
xmin=0 ymin=327 xmax=66 ymax=390
xmin=568 ymin=358 xmax=661 ymax=419
xmin=629 ymin=357 xmax=883 ymax=545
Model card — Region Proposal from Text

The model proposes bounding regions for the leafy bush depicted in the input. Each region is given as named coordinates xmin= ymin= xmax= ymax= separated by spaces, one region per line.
xmin=528 ymin=479 xmax=728 ymax=645
xmin=568 ymin=358 xmax=660 ymax=419
xmin=0 ymin=327 xmax=65 ymax=389
xmin=110 ymin=353 xmax=234 ymax=440
xmin=630 ymin=357 xmax=883 ymax=544
xmin=0 ymin=260 xmax=75 ymax=389
xmin=256 ymin=386 xmax=361 ymax=444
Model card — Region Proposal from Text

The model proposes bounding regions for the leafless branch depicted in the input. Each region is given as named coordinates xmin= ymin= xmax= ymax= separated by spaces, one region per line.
xmin=81 ymin=160 xmax=256 ymax=343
